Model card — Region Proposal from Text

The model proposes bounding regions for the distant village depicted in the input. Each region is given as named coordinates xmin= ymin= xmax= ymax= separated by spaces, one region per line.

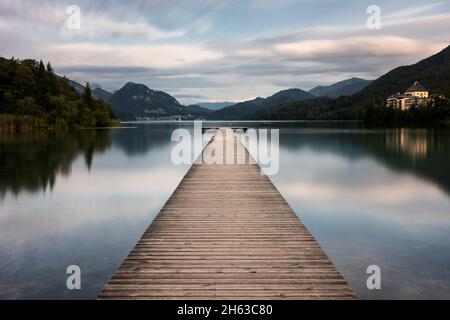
xmin=387 ymin=81 xmax=446 ymax=110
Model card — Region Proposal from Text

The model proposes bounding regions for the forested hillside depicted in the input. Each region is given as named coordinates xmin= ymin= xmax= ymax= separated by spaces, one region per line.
xmin=258 ymin=45 xmax=450 ymax=124
xmin=0 ymin=57 xmax=117 ymax=130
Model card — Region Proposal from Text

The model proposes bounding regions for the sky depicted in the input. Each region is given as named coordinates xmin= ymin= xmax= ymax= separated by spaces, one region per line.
xmin=1 ymin=0 xmax=450 ymax=105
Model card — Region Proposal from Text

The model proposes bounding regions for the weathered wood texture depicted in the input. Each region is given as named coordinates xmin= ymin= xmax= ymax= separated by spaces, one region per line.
xmin=99 ymin=129 xmax=356 ymax=300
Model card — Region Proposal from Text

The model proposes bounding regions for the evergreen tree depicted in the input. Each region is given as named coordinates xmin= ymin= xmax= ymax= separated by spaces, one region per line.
xmin=83 ymin=82 xmax=94 ymax=108
xmin=46 ymin=62 xmax=54 ymax=74
xmin=38 ymin=60 xmax=46 ymax=78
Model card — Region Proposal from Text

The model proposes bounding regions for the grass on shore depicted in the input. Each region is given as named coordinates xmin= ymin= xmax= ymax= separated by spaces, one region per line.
xmin=0 ymin=114 xmax=120 ymax=132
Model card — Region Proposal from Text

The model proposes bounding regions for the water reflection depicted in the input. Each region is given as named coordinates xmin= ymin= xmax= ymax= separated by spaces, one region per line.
xmin=2 ymin=123 xmax=449 ymax=199
xmin=0 ymin=123 xmax=200 ymax=199
xmin=0 ymin=130 xmax=110 ymax=198
xmin=112 ymin=124 xmax=179 ymax=156
xmin=386 ymin=128 xmax=429 ymax=158
xmin=0 ymin=122 xmax=449 ymax=299
xmin=271 ymin=125 xmax=450 ymax=299
xmin=0 ymin=123 xmax=193 ymax=299
xmin=276 ymin=126 xmax=450 ymax=196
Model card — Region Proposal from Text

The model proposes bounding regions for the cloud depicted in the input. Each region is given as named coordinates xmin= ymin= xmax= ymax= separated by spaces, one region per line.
xmin=56 ymin=65 xmax=155 ymax=75
xmin=0 ymin=0 xmax=187 ymax=42
xmin=385 ymin=2 xmax=448 ymax=20
xmin=192 ymin=18 xmax=213 ymax=34
xmin=1 ymin=0 xmax=449 ymax=102
xmin=246 ymin=0 xmax=302 ymax=10
xmin=74 ymin=15 xmax=187 ymax=41
xmin=233 ymin=49 xmax=275 ymax=59
xmin=276 ymin=36 xmax=444 ymax=60
xmin=47 ymin=42 xmax=223 ymax=69
xmin=174 ymin=94 xmax=207 ymax=100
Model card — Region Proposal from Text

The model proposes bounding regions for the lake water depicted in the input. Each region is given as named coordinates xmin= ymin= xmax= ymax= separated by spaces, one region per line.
xmin=1 ymin=122 xmax=450 ymax=300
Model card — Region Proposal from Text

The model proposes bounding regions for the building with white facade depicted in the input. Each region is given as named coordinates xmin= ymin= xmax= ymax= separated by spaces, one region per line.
xmin=387 ymin=81 xmax=430 ymax=110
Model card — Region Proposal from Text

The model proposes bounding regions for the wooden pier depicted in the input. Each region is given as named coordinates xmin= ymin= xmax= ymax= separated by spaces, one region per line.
xmin=99 ymin=128 xmax=356 ymax=300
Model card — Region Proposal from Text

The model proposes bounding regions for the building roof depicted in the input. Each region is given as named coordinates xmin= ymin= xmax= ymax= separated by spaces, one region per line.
xmin=406 ymin=81 xmax=428 ymax=93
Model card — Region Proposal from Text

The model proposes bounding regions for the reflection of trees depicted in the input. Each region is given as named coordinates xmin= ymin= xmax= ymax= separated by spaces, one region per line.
xmin=279 ymin=126 xmax=450 ymax=195
xmin=0 ymin=123 xmax=193 ymax=198
xmin=0 ymin=130 xmax=111 ymax=198
xmin=2 ymin=123 xmax=448 ymax=200
xmin=110 ymin=123 xmax=193 ymax=156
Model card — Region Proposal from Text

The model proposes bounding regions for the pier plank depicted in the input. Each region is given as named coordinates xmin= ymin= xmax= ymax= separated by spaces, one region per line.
xmin=99 ymin=128 xmax=356 ymax=300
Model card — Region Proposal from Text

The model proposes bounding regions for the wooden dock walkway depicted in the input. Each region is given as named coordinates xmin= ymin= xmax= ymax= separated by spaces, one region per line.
xmin=99 ymin=128 xmax=356 ymax=300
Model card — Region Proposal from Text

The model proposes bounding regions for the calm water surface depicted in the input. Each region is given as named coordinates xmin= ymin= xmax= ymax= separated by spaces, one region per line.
xmin=1 ymin=122 xmax=450 ymax=299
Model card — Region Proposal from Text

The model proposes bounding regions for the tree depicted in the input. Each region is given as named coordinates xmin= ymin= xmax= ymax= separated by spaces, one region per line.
xmin=16 ymin=97 xmax=42 ymax=116
xmin=83 ymin=82 xmax=94 ymax=109
xmin=38 ymin=60 xmax=46 ymax=78
xmin=46 ymin=62 xmax=54 ymax=74
xmin=0 ymin=57 xmax=117 ymax=130
xmin=13 ymin=63 xmax=37 ymax=96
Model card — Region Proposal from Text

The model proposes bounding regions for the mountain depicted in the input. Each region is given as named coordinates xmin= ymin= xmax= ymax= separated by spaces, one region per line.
xmin=69 ymin=80 xmax=212 ymax=120
xmin=357 ymin=45 xmax=450 ymax=102
xmin=309 ymin=78 xmax=372 ymax=98
xmin=210 ymin=88 xmax=314 ymax=120
xmin=108 ymin=82 xmax=184 ymax=118
xmin=268 ymin=88 xmax=315 ymax=105
xmin=81 ymin=81 xmax=102 ymax=90
xmin=197 ymin=102 xmax=235 ymax=110
xmin=209 ymin=98 xmax=265 ymax=120
xmin=92 ymin=87 xmax=113 ymax=102
xmin=258 ymin=96 xmax=357 ymax=121
xmin=68 ymin=79 xmax=113 ymax=102
xmin=257 ymin=45 xmax=450 ymax=121
xmin=68 ymin=79 xmax=85 ymax=95
xmin=184 ymin=105 xmax=214 ymax=118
